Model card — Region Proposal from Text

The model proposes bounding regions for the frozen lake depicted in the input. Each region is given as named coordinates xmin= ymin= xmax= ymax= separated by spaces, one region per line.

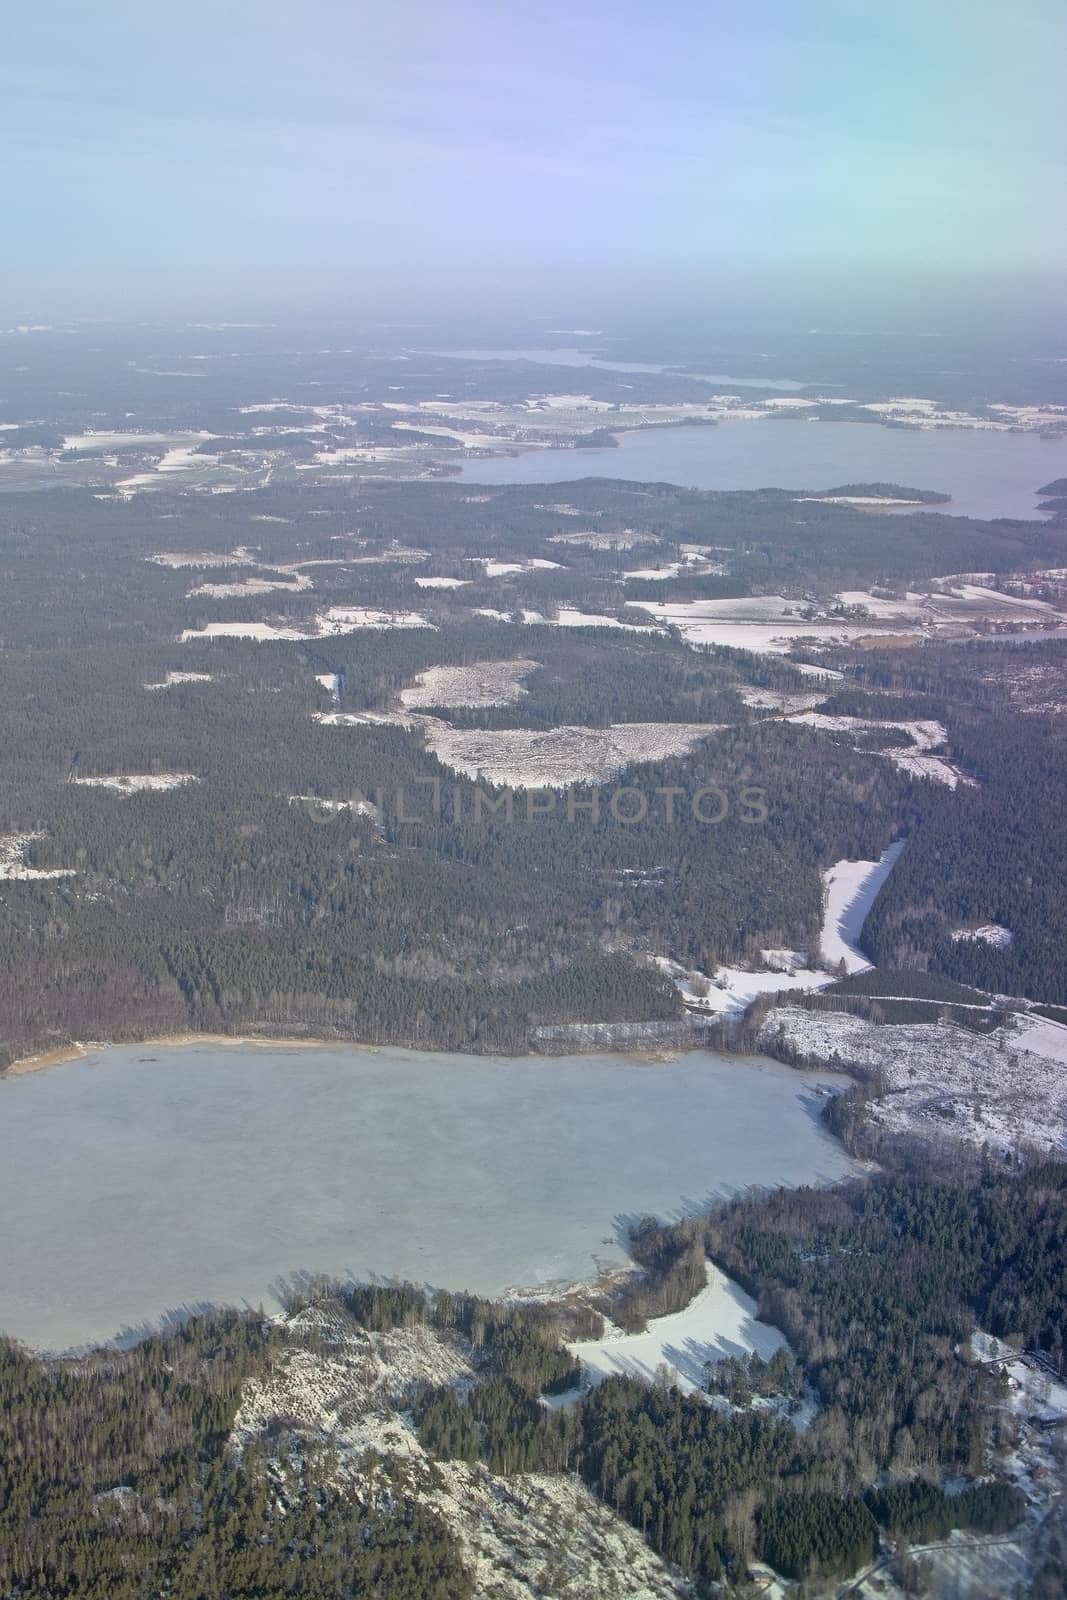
xmin=0 ymin=1042 xmax=857 ymax=1351
xmin=458 ymin=418 xmax=1067 ymax=521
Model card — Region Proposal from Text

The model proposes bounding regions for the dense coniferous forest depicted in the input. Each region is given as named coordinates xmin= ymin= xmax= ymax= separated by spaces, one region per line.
xmin=1 ymin=473 xmax=1065 ymax=1060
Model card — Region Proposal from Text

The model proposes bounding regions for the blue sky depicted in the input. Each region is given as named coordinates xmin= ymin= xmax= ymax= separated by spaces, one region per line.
xmin=3 ymin=0 xmax=1065 ymax=315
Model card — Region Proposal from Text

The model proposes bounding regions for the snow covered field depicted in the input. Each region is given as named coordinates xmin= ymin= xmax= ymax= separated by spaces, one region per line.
xmin=657 ymin=842 xmax=906 ymax=1016
xmin=418 ymin=721 xmax=723 ymax=787
xmin=144 ymin=671 xmax=215 ymax=690
xmin=398 ymin=659 xmax=539 ymax=709
xmin=758 ymin=1006 xmax=1067 ymax=1158
xmin=568 ymin=1262 xmax=786 ymax=1395
xmin=182 ymin=608 xmax=436 ymax=642
xmin=820 ymin=842 xmax=907 ymax=972
xmin=71 ymin=773 xmax=200 ymax=794
xmin=0 ymin=833 xmax=76 ymax=882
xmin=231 ymin=1304 xmax=689 ymax=1600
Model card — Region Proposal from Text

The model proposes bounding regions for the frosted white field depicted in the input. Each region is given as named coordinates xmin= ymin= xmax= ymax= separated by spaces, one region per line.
xmin=0 ymin=1043 xmax=857 ymax=1351
xmin=738 ymin=685 xmax=828 ymax=713
xmin=398 ymin=659 xmax=539 ymax=709
xmin=568 ymin=1261 xmax=786 ymax=1395
xmin=781 ymin=711 xmax=964 ymax=787
xmin=758 ymin=1007 xmax=1067 ymax=1160
xmin=63 ymin=429 xmax=212 ymax=453
xmin=181 ymin=620 xmax=316 ymax=641
xmin=820 ymin=842 xmax=906 ymax=972
xmin=656 ymin=841 xmax=907 ymax=1016
xmin=656 ymin=955 xmax=832 ymax=1018
xmin=71 ymin=773 xmax=200 ymax=794
xmin=952 ymin=923 xmax=1014 ymax=948
xmin=623 ymin=597 xmax=899 ymax=656
xmin=413 ymin=575 xmax=470 ymax=589
xmin=417 ymin=721 xmax=724 ymax=788
xmin=144 ymin=671 xmax=216 ymax=690
xmin=181 ymin=608 xmax=435 ymax=643
xmin=0 ymin=833 xmax=76 ymax=882
xmin=479 ymin=558 xmax=563 ymax=577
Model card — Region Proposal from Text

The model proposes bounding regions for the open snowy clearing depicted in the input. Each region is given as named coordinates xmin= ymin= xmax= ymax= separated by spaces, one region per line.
xmin=144 ymin=671 xmax=215 ymax=690
xmin=414 ymin=575 xmax=470 ymax=589
xmin=656 ymin=842 xmax=906 ymax=1016
xmin=0 ymin=833 xmax=76 ymax=882
xmin=568 ymin=1262 xmax=787 ymax=1395
xmin=479 ymin=558 xmax=563 ymax=576
xmin=738 ymin=685 xmax=828 ymax=713
xmin=181 ymin=621 xmax=316 ymax=641
xmin=398 ymin=659 xmax=539 ymax=709
xmin=71 ymin=773 xmax=200 ymax=794
xmin=952 ymin=923 xmax=1014 ymax=949
xmin=820 ymin=842 xmax=906 ymax=972
xmin=623 ymin=598 xmax=894 ymax=656
xmin=418 ymin=721 xmax=724 ymax=787
xmin=231 ymin=1304 xmax=689 ymax=1600
xmin=758 ymin=1007 xmax=1067 ymax=1158
xmin=182 ymin=608 xmax=436 ymax=642
xmin=150 ymin=546 xmax=258 ymax=569
xmin=657 ymin=954 xmax=832 ymax=1017
xmin=782 ymin=711 xmax=965 ymax=787
xmin=189 ymin=573 xmax=313 ymax=598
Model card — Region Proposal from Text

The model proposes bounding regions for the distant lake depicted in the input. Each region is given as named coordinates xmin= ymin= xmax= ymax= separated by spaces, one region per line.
xmin=433 ymin=347 xmax=809 ymax=390
xmin=458 ymin=418 xmax=1067 ymax=521
xmin=0 ymin=1042 xmax=856 ymax=1351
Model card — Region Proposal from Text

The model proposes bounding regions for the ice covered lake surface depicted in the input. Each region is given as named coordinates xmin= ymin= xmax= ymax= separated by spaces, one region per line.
xmin=0 ymin=1042 xmax=858 ymax=1352
xmin=458 ymin=418 xmax=1067 ymax=521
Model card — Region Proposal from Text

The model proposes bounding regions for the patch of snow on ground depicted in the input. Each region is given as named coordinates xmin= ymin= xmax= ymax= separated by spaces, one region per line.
xmin=738 ymin=685 xmax=827 ymax=713
xmin=820 ymin=842 xmax=906 ymax=972
xmin=71 ymin=773 xmax=200 ymax=794
xmin=314 ymin=672 xmax=341 ymax=702
xmin=399 ymin=660 xmax=539 ymax=709
xmin=414 ymin=575 xmax=470 ymax=589
xmin=189 ymin=573 xmax=312 ymax=598
xmin=758 ymin=1007 xmax=1067 ymax=1158
xmin=568 ymin=1262 xmax=787 ymax=1395
xmin=0 ymin=833 xmax=76 ymax=881
xmin=144 ymin=671 xmax=215 ymax=690
xmin=319 ymin=606 xmax=436 ymax=633
xmin=181 ymin=621 xmax=316 ymax=641
xmin=230 ymin=1302 xmax=688 ymax=1600
xmin=656 ymin=956 xmax=832 ymax=1018
xmin=952 ymin=923 xmax=1014 ymax=949
xmin=420 ymin=722 xmax=723 ymax=788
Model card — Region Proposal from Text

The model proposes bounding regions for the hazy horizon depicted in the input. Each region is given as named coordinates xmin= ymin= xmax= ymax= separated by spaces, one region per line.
xmin=4 ymin=0 xmax=1065 ymax=322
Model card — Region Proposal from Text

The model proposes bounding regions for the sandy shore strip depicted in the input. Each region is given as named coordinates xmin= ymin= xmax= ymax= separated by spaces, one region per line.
xmin=2 ymin=1031 xmax=398 ymax=1078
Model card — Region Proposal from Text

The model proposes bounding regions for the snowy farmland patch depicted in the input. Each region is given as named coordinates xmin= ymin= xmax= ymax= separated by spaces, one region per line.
xmin=150 ymin=547 xmax=258 ymax=569
xmin=318 ymin=606 xmax=436 ymax=633
xmin=952 ymin=923 xmax=1014 ymax=949
xmin=738 ymin=685 xmax=828 ymax=713
xmin=229 ymin=1301 xmax=690 ymax=1599
xmin=71 ymin=773 xmax=200 ymax=794
xmin=419 ymin=722 xmax=724 ymax=788
xmin=624 ymin=597 xmax=895 ymax=656
xmin=782 ymin=711 xmax=965 ymax=786
xmin=820 ymin=843 xmax=906 ymax=973
xmin=0 ymin=833 xmax=76 ymax=882
xmin=144 ymin=671 xmax=215 ymax=690
xmin=414 ymin=575 xmax=470 ymax=589
xmin=655 ymin=955 xmax=831 ymax=1018
xmin=568 ymin=1262 xmax=787 ymax=1396
xmin=398 ymin=659 xmax=539 ymax=710
xmin=757 ymin=1007 xmax=1067 ymax=1159
xmin=181 ymin=621 xmax=316 ymax=641
xmin=188 ymin=572 xmax=313 ymax=598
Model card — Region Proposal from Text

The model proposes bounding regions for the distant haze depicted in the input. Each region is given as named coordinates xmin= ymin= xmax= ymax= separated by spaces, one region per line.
xmin=2 ymin=0 xmax=1066 ymax=320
